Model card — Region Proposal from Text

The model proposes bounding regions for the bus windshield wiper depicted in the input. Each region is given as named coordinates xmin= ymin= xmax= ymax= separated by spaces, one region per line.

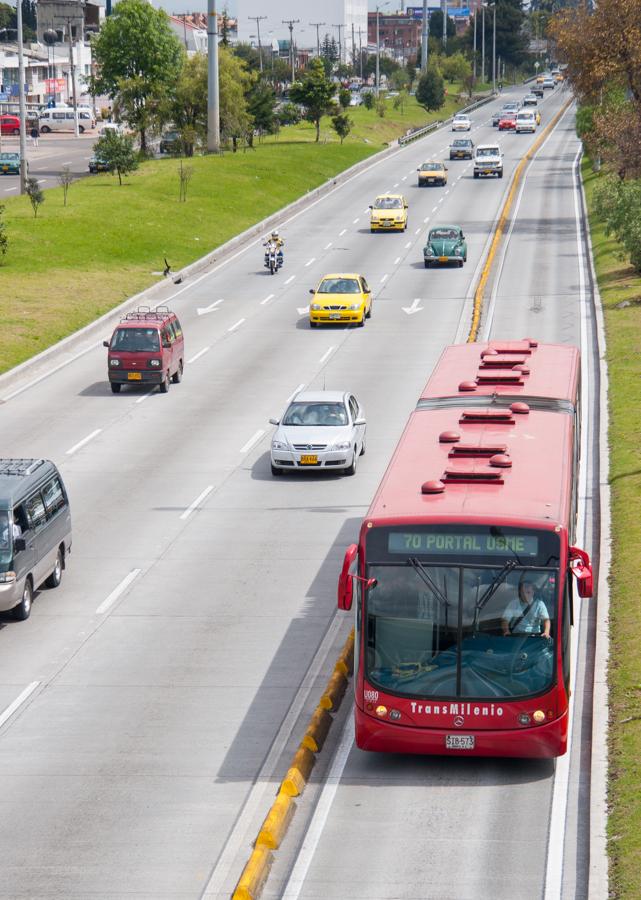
xmin=407 ymin=557 xmax=450 ymax=610
xmin=475 ymin=559 xmax=518 ymax=614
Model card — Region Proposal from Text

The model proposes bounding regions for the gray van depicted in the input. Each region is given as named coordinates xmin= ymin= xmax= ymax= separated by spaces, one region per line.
xmin=0 ymin=459 xmax=72 ymax=620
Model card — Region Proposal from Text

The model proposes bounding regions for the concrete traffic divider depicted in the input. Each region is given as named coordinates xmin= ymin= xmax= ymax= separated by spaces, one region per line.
xmin=256 ymin=791 xmax=296 ymax=850
xmin=319 ymin=668 xmax=348 ymax=711
xmin=232 ymin=847 xmax=274 ymax=900
xmin=301 ymin=706 xmax=333 ymax=753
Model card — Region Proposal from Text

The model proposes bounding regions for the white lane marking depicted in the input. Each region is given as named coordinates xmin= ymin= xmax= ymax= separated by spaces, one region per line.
xmin=284 ymin=275 xmax=296 ymax=285
xmin=228 ymin=318 xmax=245 ymax=333
xmin=0 ymin=682 xmax=40 ymax=731
xmin=432 ymin=205 xmax=438 ymax=212
xmin=65 ymin=428 xmax=101 ymax=456
xmin=401 ymin=175 xmax=407 ymax=181
xmin=438 ymin=197 xmax=444 ymax=204
xmin=380 ymin=273 xmax=388 ymax=283
xmin=363 ymin=208 xmax=369 ymax=215
xmin=36 ymin=179 xmax=46 ymax=184
xmin=296 ymin=306 xmax=310 ymax=316
xmin=408 ymin=168 xmax=415 ymax=175
xmin=96 ymin=569 xmax=142 ymax=615
xmin=394 ymin=256 xmax=401 ymax=265
xmin=282 ymin=715 xmax=355 ymax=899
xmin=240 ymin=429 xmax=265 ymax=454
xmin=201 ymin=616 xmax=345 ymax=899
xmin=445 ymin=189 xmax=450 ymax=195
xmin=393 ymin=182 xmax=399 ymax=187
xmin=287 ymin=382 xmax=306 ymax=404
xmin=323 ymin=241 xmax=333 ymax=250
xmin=414 ymin=227 xmax=421 ymax=235
xmin=339 ymin=228 xmax=347 ymax=236
xmin=3 ymin=187 xmax=16 ymax=192
xmin=319 ymin=346 xmax=335 ymax=364
xmin=404 ymin=241 xmax=411 ymax=249
xmin=187 ymin=347 xmax=210 ymax=364
xmin=197 ymin=298 xmax=224 ymax=316
xmin=304 ymin=258 xmax=316 ymax=267
xmin=134 ymin=390 xmax=154 ymax=405
xmin=352 ymin=218 xmax=359 ymax=224
xmin=423 ymin=216 xmax=430 ymax=224
xmin=401 ymin=297 xmax=424 ymax=316
xmin=261 ymin=293 xmax=274 ymax=305
xmin=179 ymin=485 xmax=214 ymax=521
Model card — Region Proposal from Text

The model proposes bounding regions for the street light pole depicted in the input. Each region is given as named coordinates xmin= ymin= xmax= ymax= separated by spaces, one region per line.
xmin=282 ymin=19 xmax=300 ymax=84
xmin=421 ymin=0 xmax=429 ymax=71
xmin=248 ymin=15 xmax=266 ymax=72
xmin=481 ymin=4 xmax=485 ymax=85
xmin=16 ymin=0 xmax=27 ymax=193
xmin=207 ymin=0 xmax=220 ymax=152
xmin=492 ymin=1 xmax=496 ymax=93
xmin=442 ymin=0 xmax=447 ymax=49
xmin=473 ymin=9 xmax=477 ymax=86
xmin=310 ymin=22 xmax=326 ymax=57
xmin=332 ymin=23 xmax=344 ymax=66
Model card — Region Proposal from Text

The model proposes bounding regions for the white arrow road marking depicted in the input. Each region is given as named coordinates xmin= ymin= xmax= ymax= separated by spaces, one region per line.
xmin=296 ymin=306 xmax=310 ymax=316
xmin=187 ymin=347 xmax=210 ymax=364
xmin=197 ymin=298 xmax=224 ymax=316
xmin=66 ymin=429 xmax=101 ymax=455
xmin=228 ymin=318 xmax=245 ymax=333
xmin=240 ymin=429 xmax=265 ymax=454
xmin=96 ymin=569 xmax=142 ymax=615
xmin=261 ymin=293 xmax=275 ymax=305
xmin=180 ymin=485 xmax=214 ymax=521
xmin=401 ymin=298 xmax=424 ymax=316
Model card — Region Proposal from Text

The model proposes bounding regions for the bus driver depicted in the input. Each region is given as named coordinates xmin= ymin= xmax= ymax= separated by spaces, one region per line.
xmin=501 ymin=579 xmax=551 ymax=638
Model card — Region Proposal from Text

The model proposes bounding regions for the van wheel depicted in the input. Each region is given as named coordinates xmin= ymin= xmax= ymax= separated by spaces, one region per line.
xmin=45 ymin=549 xmax=63 ymax=589
xmin=79 ymin=125 xmax=85 ymax=134
xmin=13 ymin=579 xmax=32 ymax=621
xmin=13 ymin=128 xmax=20 ymax=135
xmin=41 ymin=125 xmax=51 ymax=134
xmin=110 ymin=383 xmax=121 ymax=394
xmin=160 ymin=373 xmax=170 ymax=393
xmin=172 ymin=360 xmax=183 ymax=384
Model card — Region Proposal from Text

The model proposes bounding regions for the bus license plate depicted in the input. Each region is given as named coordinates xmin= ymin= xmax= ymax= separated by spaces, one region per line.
xmin=446 ymin=735 xmax=475 ymax=750
xmin=300 ymin=455 xmax=318 ymax=465
xmin=127 ymin=372 xmax=142 ymax=380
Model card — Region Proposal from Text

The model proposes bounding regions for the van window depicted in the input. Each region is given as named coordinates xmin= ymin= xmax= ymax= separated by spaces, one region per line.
xmin=172 ymin=318 xmax=183 ymax=339
xmin=26 ymin=492 xmax=46 ymax=529
xmin=52 ymin=112 xmax=65 ymax=120
xmin=42 ymin=476 xmax=66 ymax=518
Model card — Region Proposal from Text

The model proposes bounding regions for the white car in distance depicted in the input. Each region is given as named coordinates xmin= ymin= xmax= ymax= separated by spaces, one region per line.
xmin=452 ymin=114 xmax=472 ymax=132
xmin=269 ymin=390 xmax=366 ymax=477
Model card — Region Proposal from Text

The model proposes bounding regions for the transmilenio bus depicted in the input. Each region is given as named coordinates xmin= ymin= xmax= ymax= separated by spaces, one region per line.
xmin=337 ymin=340 xmax=593 ymax=757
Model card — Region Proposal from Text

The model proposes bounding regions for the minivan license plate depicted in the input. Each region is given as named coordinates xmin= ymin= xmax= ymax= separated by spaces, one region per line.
xmin=127 ymin=372 xmax=142 ymax=381
xmin=446 ymin=735 xmax=475 ymax=750
xmin=300 ymin=455 xmax=318 ymax=465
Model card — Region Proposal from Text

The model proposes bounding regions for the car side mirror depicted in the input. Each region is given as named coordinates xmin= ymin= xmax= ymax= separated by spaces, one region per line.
xmin=368 ymin=205 xmax=373 ymax=209
xmin=268 ymin=417 xmax=279 ymax=426
xmin=103 ymin=340 xmax=110 ymax=348
xmin=354 ymin=417 xmax=366 ymax=426
xmin=309 ymin=288 xmax=315 ymax=295
xmin=14 ymin=537 xmax=26 ymax=552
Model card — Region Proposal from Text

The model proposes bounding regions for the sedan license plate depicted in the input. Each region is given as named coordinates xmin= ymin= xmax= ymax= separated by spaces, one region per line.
xmin=300 ymin=454 xmax=318 ymax=465
xmin=328 ymin=313 xmax=342 ymax=320
xmin=439 ymin=256 xmax=448 ymax=263
xmin=127 ymin=372 xmax=142 ymax=381
xmin=446 ymin=735 xmax=475 ymax=750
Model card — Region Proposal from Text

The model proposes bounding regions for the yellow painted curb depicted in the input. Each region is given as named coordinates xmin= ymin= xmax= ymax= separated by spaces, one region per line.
xmin=319 ymin=669 xmax=348 ymax=711
xmin=301 ymin=706 xmax=333 ymax=752
xmin=467 ymin=98 xmax=573 ymax=343
xmin=282 ymin=765 xmax=306 ymax=798
xmin=232 ymin=847 xmax=274 ymax=900
xmin=256 ymin=790 xmax=295 ymax=850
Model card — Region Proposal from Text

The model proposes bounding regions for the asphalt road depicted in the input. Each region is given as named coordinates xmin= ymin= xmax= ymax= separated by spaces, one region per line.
xmin=0 ymin=130 xmax=98 ymax=193
xmin=0 ymin=82 xmax=598 ymax=900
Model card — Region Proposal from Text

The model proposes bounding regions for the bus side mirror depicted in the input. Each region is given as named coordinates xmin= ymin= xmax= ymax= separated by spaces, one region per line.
xmin=338 ymin=543 xmax=358 ymax=610
xmin=569 ymin=545 xmax=593 ymax=598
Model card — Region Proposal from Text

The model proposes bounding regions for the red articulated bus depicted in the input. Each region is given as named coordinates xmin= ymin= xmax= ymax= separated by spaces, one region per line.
xmin=338 ymin=339 xmax=593 ymax=758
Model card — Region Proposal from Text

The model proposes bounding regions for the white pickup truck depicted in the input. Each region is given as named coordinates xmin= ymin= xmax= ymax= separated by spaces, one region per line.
xmin=473 ymin=144 xmax=504 ymax=179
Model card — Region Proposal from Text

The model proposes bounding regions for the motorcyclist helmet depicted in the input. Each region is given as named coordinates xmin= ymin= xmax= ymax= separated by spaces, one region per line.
xmin=271 ymin=230 xmax=279 ymax=239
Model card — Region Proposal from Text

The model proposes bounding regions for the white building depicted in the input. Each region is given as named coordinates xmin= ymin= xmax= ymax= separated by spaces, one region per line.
xmin=236 ymin=0 xmax=367 ymax=64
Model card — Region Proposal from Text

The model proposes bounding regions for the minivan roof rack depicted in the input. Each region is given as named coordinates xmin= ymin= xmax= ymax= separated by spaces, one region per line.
xmin=0 ymin=459 xmax=46 ymax=477
xmin=120 ymin=305 xmax=173 ymax=323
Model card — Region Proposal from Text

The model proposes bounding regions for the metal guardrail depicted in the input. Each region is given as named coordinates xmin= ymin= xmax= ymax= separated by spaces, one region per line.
xmin=398 ymin=92 xmax=497 ymax=147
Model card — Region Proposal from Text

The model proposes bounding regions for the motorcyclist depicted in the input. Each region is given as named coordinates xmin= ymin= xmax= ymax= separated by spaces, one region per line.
xmin=264 ymin=230 xmax=284 ymax=267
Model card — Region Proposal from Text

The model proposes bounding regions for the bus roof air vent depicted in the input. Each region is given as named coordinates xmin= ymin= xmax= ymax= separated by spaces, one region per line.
xmin=421 ymin=480 xmax=445 ymax=494
xmin=523 ymin=337 xmax=539 ymax=347
xmin=512 ymin=364 xmax=530 ymax=375
xmin=476 ymin=373 xmax=525 ymax=386
xmin=510 ymin=402 xmax=530 ymax=415
xmin=458 ymin=381 xmax=477 ymax=392
xmin=439 ymin=430 xmax=461 ymax=443
xmin=479 ymin=354 xmax=527 ymax=369
xmin=442 ymin=467 xmax=504 ymax=485
xmin=460 ymin=409 xmax=515 ymax=424
xmin=448 ymin=443 xmax=508 ymax=459
xmin=489 ymin=454 xmax=512 ymax=468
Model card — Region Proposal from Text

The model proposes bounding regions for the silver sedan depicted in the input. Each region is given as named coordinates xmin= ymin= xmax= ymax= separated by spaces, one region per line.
xmin=269 ymin=390 xmax=366 ymax=476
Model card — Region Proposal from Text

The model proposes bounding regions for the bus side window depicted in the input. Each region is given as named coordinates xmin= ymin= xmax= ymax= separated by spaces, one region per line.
xmin=562 ymin=575 xmax=573 ymax=691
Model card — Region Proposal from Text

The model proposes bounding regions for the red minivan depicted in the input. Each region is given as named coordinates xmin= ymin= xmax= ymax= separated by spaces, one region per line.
xmin=0 ymin=115 xmax=21 ymax=136
xmin=104 ymin=306 xmax=184 ymax=394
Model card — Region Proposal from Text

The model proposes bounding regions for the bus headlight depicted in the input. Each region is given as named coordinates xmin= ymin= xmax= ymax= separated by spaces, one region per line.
xmin=375 ymin=705 xmax=387 ymax=717
xmin=532 ymin=710 xmax=546 ymax=724
xmin=518 ymin=713 xmax=531 ymax=726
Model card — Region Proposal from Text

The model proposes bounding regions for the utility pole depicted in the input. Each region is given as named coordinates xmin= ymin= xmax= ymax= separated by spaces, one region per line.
xmin=54 ymin=13 xmax=81 ymax=138
xmin=492 ymin=1 xmax=496 ymax=93
xmin=282 ymin=19 xmax=300 ymax=84
xmin=207 ymin=0 xmax=220 ymax=152
xmin=375 ymin=7 xmax=381 ymax=95
xmin=442 ymin=0 xmax=447 ymax=49
xmin=16 ymin=0 xmax=27 ymax=192
xmin=357 ymin=27 xmax=364 ymax=80
xmin=351 ymin=22 xmax=355 ymax=70
xmin=248 ymin=15 xmax=266 ymax=72
xmin=473 ymin=9 xmax=477 ymax=85
xmin=481 ymin=3 xmax=485 ymax=85
xmin=421 ymin=0 xmax=429 ymax=71
xmin=310 ymin=21 xmax=326 ymax=57
xmin=332 ymin=23 xmax=344 ymax=65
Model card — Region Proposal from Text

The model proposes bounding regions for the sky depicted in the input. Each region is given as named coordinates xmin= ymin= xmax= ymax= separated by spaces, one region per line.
xmin=154 ymin=1 xmax=394 ymax=15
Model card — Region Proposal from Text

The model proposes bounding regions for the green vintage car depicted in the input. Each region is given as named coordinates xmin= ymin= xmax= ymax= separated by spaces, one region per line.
xmin=0 ymin=152 xmax=20 ymax=175
xmin=423 ymin=225 xmax=467 ymax=268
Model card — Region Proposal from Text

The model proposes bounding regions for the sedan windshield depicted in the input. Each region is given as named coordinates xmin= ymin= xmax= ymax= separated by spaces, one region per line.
xmin=0 ymin=153 xmax=19 ymax=162
xmin=452 ymin=140 xmax=471 ymax=147
xmin=282 ymin=402 xmax=348 ymax=426
xmin=111 ymin=327 xmax=160 ymax=352
xmin=366 ymin=563 xmax=558 ymax=699
xmin=420 ymin=163 xmax=442 ymax=171
xmin=476 ymin=148 xmax=498 ymax=157
xmin=430 ymin=229 xmax=458 ymax=240
xmin=317 ymin=278 xmax=361 ymax=294
xmin=373 ymin=197 xmax=403 ymax=209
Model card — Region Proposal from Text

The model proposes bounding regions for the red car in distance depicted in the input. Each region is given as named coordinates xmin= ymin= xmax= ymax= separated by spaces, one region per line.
xmin=498 ymin=113 xmax=517 ymax=131
xmin=0 ymin=114 xmax=21 ymax=136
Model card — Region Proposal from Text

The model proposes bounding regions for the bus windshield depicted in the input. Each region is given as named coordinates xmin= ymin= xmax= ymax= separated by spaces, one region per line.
xmin=365 ymin=561 xmax=558 ymax=700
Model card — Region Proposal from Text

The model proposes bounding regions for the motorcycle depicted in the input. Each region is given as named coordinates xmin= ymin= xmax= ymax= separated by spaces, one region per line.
xmin=264 ymin=242 xmax=283 ymax=275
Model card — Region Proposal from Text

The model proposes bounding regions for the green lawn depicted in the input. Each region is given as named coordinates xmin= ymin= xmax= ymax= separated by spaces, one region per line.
xmin=582 ymin=159 xmax=641 ymax=899
xmin=0 ymin=88 xmax=478 ymax=374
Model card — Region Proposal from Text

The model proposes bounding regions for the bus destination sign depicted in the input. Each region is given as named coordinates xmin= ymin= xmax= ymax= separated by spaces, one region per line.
xmin=388 ymin=531 xmax=539 ymax=557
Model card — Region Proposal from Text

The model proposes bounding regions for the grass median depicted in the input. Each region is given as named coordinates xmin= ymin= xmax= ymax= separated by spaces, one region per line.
xmin=0 ymin=89 xmax=476 ymax=374
xmin=582 ymin=159 xmax=641 ymax=899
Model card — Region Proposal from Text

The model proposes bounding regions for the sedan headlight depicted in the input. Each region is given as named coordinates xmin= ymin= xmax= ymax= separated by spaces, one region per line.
xmin=395 ymin=215 xmax=404 ymax=222
xmin=333 ymin=440 xmax=351 ymax=451
xmin=425 ymin=247 xmax=435 ymax=257
xmin=149 ymin=359 xmax=161 ymax=367
xmin=310 ymin=303 xmax=321 ymax=311
xmin=272 ymin=439 xmax=288 ymax=451
xmin=109 ymin=359 xmax=120 ymax=367
xmin=454 ymin=247 xmax=462 ymax=255
xmin=348 ymin=303 xmax=361 ymax=310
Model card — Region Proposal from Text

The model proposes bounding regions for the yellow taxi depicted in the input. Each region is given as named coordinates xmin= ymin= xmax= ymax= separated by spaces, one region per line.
xmin=309 ymin=273 xmax=372 ymax=328
xmin=369 ymin=194 xmax=408 ymax=232
xmin=417 ymin=160 xmax=448 ymax=187
xmin=554 ymin=72 xmax=564 ymax=83
xmin=536 ymin=74 xmax=545 ymax=84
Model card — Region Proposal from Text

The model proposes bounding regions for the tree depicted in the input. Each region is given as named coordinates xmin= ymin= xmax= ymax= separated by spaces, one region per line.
xmin=276 ymin=102 xmax=302 ymax=126
xmin=331 ymin=112 xmax=352 ymax=144
xmin=220 ymin=8 xmax=231 ymax=46
xmin=362 ymin=90 xmax=375 ymax=110
xmin=233 ymin=42 xmax=261 ymax=73
xmin=338 ymin=87 xmax=351 ymax=110
xmin=593 ymin=175 xmax=641 ymax=271
xmin=247 ymin=80 xmax=277 ymax=137
xmin=441 ymin=52 xmax=472 ymax=85
xmin=320 ymin=34 xmax=339 ymax=77
xmin=218 ymin=47 xmax=253 ymax=150
xmin=177 ymin=161 xmax=193 ymax=202
xmin=406 ymin=60 xmax=417 ymax=91
xmin=93 ymin=131 xmax=139 ymax=185
xmin=90 ymin=0 xmax=184 ymax=154
xmin=25 ymin=177 xmax=44 ymax=218
xmin=0 ymin=204 xmax=7 ymax=261
xmin=166 ymin=53 xmax=207 ymax=156
xmin=393 ymin=89 xmax=409 ymax=114
xmin=416 ymin=63 xmax=446 ymax=112
xmin=289 ymin=58 xmax=336 ymax=142
xmin=57 ymin=166 xmax=73 ymax=206
xmin=376 ymin=95 xmax=386 ymax=118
